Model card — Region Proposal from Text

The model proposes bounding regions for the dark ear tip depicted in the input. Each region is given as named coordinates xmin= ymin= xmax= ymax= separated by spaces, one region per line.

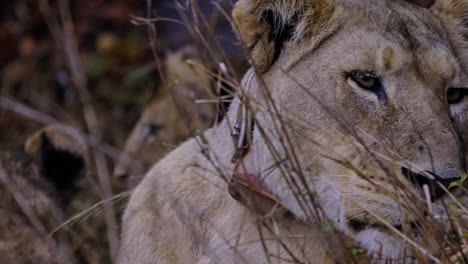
xmin=25 ymin=125 xmax=87 ymax=161
xmin=39 ymin=132 xmax=86 ymax=203
xmin=406 ymin=0 xmax=435 ymax=8
xmin=25 ymin=125 xmax=88 ymax=204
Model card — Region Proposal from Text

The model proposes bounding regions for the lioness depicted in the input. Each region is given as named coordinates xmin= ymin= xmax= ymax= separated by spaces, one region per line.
xmin=113 ymin=46 xmax=217 ymax=184
xmin=119 ymin=0 xmax=468 ymax=263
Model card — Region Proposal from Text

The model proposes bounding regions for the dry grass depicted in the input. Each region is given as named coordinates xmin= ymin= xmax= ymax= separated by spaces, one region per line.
xmin=1 ymin=0 xmax=467 ymax=263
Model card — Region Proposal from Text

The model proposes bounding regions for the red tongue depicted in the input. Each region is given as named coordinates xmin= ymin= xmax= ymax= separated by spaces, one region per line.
xmin=228 ymin=173 xmax=283 ymax=217
xmin=228 ymin=150 xmax=288 ymax=217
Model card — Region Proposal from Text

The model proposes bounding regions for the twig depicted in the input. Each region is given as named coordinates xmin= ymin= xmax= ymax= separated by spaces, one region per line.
xmin=47 ymin=0 xmax=120 ymax=259
xmin=0 ymin=96 xmax=126 ymax=162
xmin=364 ymin=207 xmax=442 ymax=263
xmin=423 ymin=184 xmax=433 ymax=215
xmin=51 ymin=191 xmax=131 ymax=236
xmin=0 ymin=165 xmax=50 ymax=239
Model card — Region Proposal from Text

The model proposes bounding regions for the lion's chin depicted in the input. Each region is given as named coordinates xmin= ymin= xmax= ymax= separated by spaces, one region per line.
xmin=347 ymin=219 xmax=420 ymax=263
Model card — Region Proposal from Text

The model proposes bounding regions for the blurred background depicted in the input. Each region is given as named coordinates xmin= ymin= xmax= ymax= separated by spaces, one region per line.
xmin=0 ymin=0 xmax=246 ymax=263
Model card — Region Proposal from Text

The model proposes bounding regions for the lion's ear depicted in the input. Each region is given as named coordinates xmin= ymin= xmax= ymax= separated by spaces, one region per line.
xmin=431 ymin=0 xmax=468 ymax=71
xmin=233 ymin=0 xmax=333 ymax=72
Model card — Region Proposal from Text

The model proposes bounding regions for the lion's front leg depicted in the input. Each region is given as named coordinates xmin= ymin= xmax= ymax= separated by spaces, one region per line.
xmin=117 ymin=178 xmax=204 ymax=264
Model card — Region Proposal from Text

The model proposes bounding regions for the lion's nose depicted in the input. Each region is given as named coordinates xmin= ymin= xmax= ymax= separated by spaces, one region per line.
xmin=401 ymin=167 xmax=461 ymax=202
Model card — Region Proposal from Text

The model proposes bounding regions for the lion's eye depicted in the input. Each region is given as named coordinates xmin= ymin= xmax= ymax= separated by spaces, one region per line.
xmin=353 ymin=76 xmax=377 ymax=89
xmin=147 ymin=123 xmax=165 ymax=135
xmin=447 ymin=88 xmax=465 ymax=104
xmin=143 ymin=123 xmax=165 ymax=144
xmin=348 ymin=71 xmax=379 ymax=90
xmin=347 ymin=71 xmax=386 ymax=100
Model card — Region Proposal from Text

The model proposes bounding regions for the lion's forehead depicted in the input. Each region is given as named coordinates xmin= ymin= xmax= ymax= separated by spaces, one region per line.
xmin=285 ymin=1 xmax=459 ymax=81
xmin=340 ymin=3 xmax=452 ymax=53
xmin=317 ymin=10 xmax=459 ymax=85
xmin=338 ymin=27 xmax=457 ymax=81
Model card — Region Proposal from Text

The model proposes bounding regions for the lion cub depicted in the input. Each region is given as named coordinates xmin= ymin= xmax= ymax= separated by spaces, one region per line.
xmin=113 ymin=46 xmax=218 ymax=186
xmin=0 ymin=125 xmax=87 ymax=263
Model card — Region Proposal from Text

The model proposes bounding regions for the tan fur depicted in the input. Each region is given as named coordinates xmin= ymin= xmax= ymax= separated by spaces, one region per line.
xmin=119 ymin=1 xmax=468 ymax=263
xmin=233 ymin=0 xmax=334 ymax=72
xmin=0 ymin=125 xmax=88 ymax=263
xmin=0 ymin=156 xmax=75 ymax=264
xmin=113 ymin=46 xmax=217 ymax=183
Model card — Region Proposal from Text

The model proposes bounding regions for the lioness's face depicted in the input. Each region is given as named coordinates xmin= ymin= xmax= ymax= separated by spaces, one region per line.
xmin=248 ymin=1 xmax=468 ymax=260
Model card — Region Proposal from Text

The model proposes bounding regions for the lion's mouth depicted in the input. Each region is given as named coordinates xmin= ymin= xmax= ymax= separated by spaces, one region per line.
xmin=348 ymin=218 xmax=421 ymax=234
